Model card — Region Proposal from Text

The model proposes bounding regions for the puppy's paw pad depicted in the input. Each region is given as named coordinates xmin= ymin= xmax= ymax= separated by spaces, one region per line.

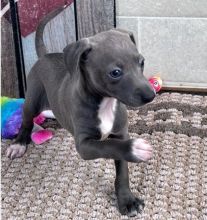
xmin=131 ymin=138 xmax=153 ymax=161
xmin=6 ymin=144 xmax=26 ymax=159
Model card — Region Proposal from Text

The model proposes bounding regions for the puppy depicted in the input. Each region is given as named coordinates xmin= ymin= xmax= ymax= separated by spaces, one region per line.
xmin=6 ymin=6 xmax=155 ymax=216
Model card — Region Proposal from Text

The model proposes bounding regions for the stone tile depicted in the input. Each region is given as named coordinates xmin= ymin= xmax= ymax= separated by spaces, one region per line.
xmin=139 ymin=18 xmax=207 ymax=88
xmin=116 ymin=17 xmax=139 ymax=46
xmin=117 ymin=0 xmax=207 ymax=17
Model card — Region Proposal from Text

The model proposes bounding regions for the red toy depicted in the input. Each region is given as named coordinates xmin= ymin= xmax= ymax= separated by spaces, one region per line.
xmin=148 ymin=76 xmax=162 ymax=93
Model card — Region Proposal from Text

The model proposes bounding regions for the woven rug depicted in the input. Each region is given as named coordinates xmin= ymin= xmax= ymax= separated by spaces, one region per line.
xmin=1 ymin=92 xmax=207 ymax=219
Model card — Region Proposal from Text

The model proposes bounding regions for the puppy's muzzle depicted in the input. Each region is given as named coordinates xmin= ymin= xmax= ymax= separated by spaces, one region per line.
xmin=141 ymin=90 xmax=156 ymax=103
xmin=134 ymin=83 xmax=156 ymax=104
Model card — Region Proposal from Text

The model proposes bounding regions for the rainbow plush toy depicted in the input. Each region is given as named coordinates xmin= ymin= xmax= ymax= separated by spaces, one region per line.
xmin=1 ymin=97 xmax=24 ymax=139
xmin=1 ymin=97 xmax=53 ymax=144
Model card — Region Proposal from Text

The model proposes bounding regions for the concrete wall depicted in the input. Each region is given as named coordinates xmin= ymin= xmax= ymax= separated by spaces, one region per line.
xmin=116 ymin=0 xmax=207 ymax=90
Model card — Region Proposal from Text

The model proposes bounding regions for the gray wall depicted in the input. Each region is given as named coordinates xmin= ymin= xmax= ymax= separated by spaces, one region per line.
xmin=116 ymin=0 xmax=207 ymax=90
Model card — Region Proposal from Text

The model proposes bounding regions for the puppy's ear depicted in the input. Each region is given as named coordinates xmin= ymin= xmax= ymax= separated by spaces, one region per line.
xmin=63 ymin=38 xmax=92 ymax=75
xmin=113 ymin=28 xmax=136 ymax=45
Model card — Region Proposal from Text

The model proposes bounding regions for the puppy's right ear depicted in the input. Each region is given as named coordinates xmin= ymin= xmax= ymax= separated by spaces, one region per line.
xmin=63 ymin=38 xmax=92 ymax=76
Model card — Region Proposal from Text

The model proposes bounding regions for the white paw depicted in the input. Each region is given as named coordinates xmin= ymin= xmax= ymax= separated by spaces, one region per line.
xmin=6 ymin=144 xmax=26 ymax=159
xmin=131 ymin=139 xmax=153 ymax=161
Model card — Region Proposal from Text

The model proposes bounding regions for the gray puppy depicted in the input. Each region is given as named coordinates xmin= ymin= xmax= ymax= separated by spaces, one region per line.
xmin=7 ymin=6 xmax=155 ymax=216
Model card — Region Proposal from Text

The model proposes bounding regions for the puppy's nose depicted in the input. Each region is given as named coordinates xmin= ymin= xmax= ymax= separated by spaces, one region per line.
xmin=142 ymin=92 xmax=155 ymax=103
xmin=141 ymin=85 xmax=156 ymax=103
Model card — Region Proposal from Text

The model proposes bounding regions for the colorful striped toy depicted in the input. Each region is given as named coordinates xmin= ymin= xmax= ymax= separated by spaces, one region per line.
xmin=1 ymin=97 xmax=53 ymax=144
xmin=1 ymin=97 xmax=25 ymax=139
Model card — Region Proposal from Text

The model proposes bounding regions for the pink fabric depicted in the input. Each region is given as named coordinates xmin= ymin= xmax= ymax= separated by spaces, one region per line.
xmin=31 ymin=130 xmax=53 ymax=145
xmin=33 ymin=114 xmax=46 ymax=125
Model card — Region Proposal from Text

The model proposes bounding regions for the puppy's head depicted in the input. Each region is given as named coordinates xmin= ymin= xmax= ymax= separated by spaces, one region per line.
xmin=64 ymin=29 xmax=155 ymax=107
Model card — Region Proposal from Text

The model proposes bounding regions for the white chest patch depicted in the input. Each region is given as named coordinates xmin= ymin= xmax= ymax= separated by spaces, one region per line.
xmin=98 ymin=97 xmax=117 ymax=140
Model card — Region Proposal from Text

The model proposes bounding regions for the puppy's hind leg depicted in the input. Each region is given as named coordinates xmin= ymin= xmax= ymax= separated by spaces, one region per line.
xmin=6 ymin=81 xmax=48 ymax=159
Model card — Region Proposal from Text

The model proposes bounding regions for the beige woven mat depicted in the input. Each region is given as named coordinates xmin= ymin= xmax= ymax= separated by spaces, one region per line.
xmin=1 ymin=93 xmax=207 ymax=219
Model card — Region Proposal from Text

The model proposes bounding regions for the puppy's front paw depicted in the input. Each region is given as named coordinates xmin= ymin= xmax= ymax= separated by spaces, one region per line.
xmin=131 ymin=139 xmax=153 ymax=162
xmin=6 ymin=144 xmax=26 ymax=159
xmin=118 ymin=193 xmax=144 ymax=217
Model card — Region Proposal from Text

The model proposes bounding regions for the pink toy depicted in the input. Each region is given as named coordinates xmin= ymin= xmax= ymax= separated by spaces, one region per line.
xmin=148 ymin=76 xmax=162 ymax=93
xmin=31 ymin=111 xmax=55 ymax=145
xmin=31 ymin=129 xmax=53 ymax=145
xmin=33 ymin=113 xmax=46 ymax=125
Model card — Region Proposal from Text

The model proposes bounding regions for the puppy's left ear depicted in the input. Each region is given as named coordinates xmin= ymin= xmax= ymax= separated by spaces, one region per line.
xmin=63 ymin=38 xmax=92 ymax=76
xmin=113 ymin=28 xmax=136 ymax=45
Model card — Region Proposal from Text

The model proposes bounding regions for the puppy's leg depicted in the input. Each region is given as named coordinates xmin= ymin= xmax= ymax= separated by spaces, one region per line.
xmin=76 ymin=136 xmax=153 ymax=163
xmin=6 ymin=104 xmax=35 ymax=159
xmin=112 ymin=133 xmax=144 ymax=216
xmin=114 ymin=160 xmax=144 ymax=216
xmin=6 ymin=82 xmax=48 ymax=159
xmin=77 ymin=132 xmax=148 ymax=216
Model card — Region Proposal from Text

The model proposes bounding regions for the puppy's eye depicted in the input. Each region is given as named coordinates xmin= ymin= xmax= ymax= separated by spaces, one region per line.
xmin=109 ymin=69 xmax=123 ymax=79
xmin=138 ymin=55 xmax=145 ymax=69
xmin=140 ymin=59 xmax=144 ymax=67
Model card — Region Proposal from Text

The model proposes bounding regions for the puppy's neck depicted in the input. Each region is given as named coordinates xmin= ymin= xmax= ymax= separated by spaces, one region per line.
xmin=77 ymin=66 xmax=108 ymax=99
xmin=75 ymin=79 xmax=102 ymax=104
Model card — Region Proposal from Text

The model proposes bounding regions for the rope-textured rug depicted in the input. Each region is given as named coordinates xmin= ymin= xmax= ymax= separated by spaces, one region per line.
xmin=1 ymin=93 xmax=207 ymax=219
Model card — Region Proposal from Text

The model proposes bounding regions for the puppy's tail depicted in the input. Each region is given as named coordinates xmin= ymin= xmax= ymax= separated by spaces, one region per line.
xmin=35 ymin=4 xmax=69 ymax=58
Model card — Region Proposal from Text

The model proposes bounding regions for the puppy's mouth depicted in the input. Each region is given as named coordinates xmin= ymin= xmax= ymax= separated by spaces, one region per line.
xmin=114 ymin=96 xmax=144 ymax=107
xmin=124 ymin=99 xmax=146 ymax=107
xmin=115 ymin=94 xmax=155 ymax=107
xmin=105 ymin=85 xmax=156 ymax=107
